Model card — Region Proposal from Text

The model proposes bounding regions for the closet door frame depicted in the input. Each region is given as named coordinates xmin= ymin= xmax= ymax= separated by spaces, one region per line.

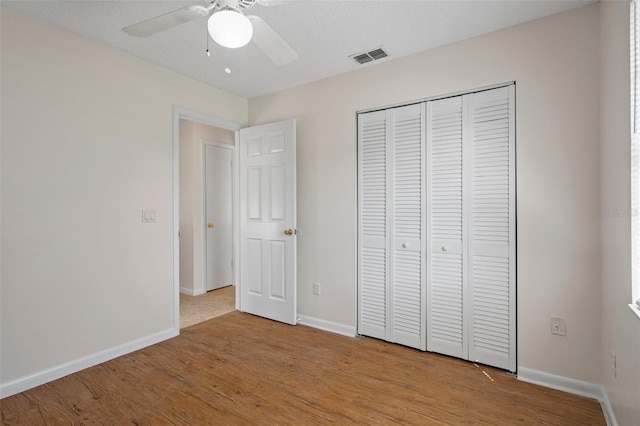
xmin=357 ymin=83 xmax=516 ymax=372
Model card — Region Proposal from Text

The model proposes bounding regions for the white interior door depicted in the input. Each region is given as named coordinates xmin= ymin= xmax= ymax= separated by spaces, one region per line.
xmin=239 ymin=119 xmax=296 ymax=325
xmin=204 ymin=142 xmax=234 ymax=292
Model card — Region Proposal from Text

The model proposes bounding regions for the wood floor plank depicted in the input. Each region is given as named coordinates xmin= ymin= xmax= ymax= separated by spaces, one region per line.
xmin=1 ymin=312 xmax=605 ymax=425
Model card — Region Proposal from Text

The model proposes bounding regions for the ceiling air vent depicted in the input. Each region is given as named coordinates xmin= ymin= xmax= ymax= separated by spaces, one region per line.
xmin=350 ymin=47 xmax=389 ymax=65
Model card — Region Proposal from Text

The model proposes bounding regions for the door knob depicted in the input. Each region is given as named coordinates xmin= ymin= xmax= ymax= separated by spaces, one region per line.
xmin=284 ymin=229 xmax=293 ymax=236
xmin=208 ymin=222 xmax=214 ymax=228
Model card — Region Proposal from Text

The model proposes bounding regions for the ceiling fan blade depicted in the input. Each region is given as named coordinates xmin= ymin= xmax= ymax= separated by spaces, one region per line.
xmin=247 ymin=15 xmax=297 ymax=66
xmin=123 ymin=5 xmax=210 ymax=38
xmin=255 ymin=0 xmax=291 ymax=6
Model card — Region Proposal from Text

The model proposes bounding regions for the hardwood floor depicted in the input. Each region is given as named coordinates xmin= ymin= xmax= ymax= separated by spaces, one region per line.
xmin=1 ymin=312 xmax=605 ymax=425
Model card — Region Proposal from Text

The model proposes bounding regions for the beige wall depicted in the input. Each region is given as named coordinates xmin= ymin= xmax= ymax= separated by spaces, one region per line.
xmin=599 ymin=1 xmax=640 ymax=424
xmin=0 ymin=8 xmax=247 ymax=384
xmin=179 ymin=119 xmax=234 ymax=294
xmin=250 ymin=4 xmax=603 ymax=384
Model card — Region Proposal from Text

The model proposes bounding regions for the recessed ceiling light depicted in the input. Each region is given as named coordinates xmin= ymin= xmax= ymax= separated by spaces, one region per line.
xmin=224 ymin=68 xmax=231 ymax=74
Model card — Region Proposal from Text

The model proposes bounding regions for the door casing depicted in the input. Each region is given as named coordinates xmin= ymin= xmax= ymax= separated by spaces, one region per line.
xmin=172 ymin=107 xmax=242 ymax=331
xmin=173 ymin=109 xmax=297 ymax=330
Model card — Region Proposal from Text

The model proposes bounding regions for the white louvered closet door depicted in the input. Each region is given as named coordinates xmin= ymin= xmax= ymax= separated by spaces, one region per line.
xmin=358 ymin=104 xmax=425 ymax=350
xmin=358 ymin=84 xmax=515 ymax=372
xmin=426 ymin=96 xmax=467 ymax=359
xmin=358 ymin=110 xmax=388 ymax=341
xmin=467 ymin=86 xmax=516 ymax=372
xmin=389 ymin=104 xmax=426 ymax=350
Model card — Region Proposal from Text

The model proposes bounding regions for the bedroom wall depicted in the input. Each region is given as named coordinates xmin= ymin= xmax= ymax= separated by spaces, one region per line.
xmin=179 ymin=119 xmax=235 ymax=295
xmin=0 ymin=7 xmax=247 ymax=389
xmin=599 ymin=1 xmax=640 ymax=424
xmin=249 ymin=4 xmax=602 ymax=384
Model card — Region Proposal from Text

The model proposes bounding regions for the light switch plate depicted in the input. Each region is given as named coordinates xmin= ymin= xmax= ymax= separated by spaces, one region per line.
xmin=142 ymin=209 xmax=156 ymax=223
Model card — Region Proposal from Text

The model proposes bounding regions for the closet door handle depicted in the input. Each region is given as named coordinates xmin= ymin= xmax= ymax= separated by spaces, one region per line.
xmin=441 ymin=245 xmax=449 ymax=252
xmin=402 ymin=243 xmax=410 ymax=249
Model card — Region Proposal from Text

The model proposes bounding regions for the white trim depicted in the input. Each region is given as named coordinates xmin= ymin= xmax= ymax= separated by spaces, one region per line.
xmin=174 ymin=107 xmax=242 ymax=132
xmin=297 ymin=315 xmax=357 ymax=338
xmin=628 ymin=303 xmax=640 ymax=320
xmin=357 ymin=81 xmax=516 ymax=115
xmin=180 ymin=286 xmax=206 ymax=296
xmin=600 ymin=388 xmax=619 ymax=426
xmin=233 ymin=131 xmax=241 ymax=311
xmin=517 ymin=368 xmax=615 ymax=425
xmin=0 ymin=328 xmax=177 ymax=398
xmin=173 ymin=109 xmax=181 ymax=330
xmin=518 ymin=367 xmax=603 ymax=400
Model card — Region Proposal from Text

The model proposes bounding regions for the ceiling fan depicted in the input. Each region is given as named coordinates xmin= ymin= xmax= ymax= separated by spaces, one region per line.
xmin=123 ymin=0 xmax=297 ymax=66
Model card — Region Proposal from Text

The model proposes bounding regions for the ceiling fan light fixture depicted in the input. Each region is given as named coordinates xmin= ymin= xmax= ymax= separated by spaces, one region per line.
xmin=208 ymin=8 xmax=253 ymax=49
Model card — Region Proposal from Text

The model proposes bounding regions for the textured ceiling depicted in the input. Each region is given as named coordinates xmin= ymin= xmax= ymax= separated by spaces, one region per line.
xmin=2 ymin=0 xmax=593 ymax=98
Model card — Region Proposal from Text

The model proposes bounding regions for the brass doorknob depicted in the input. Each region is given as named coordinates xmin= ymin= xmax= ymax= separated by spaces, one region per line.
xmin=208 ymin=222 xmax=214 ymax=228
xmin=284 ymin=229 xmax=293 ymax=236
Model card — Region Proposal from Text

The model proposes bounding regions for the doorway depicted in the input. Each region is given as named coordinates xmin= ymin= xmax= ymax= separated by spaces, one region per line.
xmin=173 ymin=108 xmax=297 ymax=331
xmin=176 ymin=112 xmax=239 ymax=329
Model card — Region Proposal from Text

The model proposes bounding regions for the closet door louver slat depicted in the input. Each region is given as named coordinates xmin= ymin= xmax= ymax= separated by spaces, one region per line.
xmin=390 ymin=104 xmax=426 ymax=350
xmin=426 ymin=96 xmax=467 ymax=359
xmin=358 ymin=110 xmax=387 ymax=340
xmin=467 ymin=86 xmax=516 ymax=372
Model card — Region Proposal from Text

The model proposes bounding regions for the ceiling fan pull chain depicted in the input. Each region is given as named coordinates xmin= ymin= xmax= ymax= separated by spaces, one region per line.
xmin=206 ymin=23 xmax=211 ymax=57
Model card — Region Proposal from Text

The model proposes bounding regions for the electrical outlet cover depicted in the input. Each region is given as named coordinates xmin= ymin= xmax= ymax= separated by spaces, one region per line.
xmin=550 ymin=316 xmax=566 ymax=336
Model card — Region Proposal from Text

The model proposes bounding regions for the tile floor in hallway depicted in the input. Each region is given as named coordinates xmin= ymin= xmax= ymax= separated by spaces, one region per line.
xmin=180 ymin=285 xmax=235 ymax=329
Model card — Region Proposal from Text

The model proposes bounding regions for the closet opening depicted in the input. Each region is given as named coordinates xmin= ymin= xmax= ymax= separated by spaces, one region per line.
xmin=357 ymin=83 xmax=516 ymax=372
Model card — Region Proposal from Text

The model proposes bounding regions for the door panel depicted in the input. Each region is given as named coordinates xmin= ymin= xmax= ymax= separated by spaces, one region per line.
xmin=269 ymin=165 xmax=286 ymax=221
xmin=390 ymin=104 xmax=425 ymax=350
xmin=205 ymin=143 xmax=233 ymax=291
xmin=247 ymin=238 xmax=263 ymax=295
xmin=239 ymin=119 xmax=296 ymax=325
xmin=426 ymin=96 xmax=467 ymax=359
xmin=467 ymin=86 xmax=515 ymax=371
xmin=357 ymin=104 xmax=425 ymax=350
xmin=358 ymin=110 xmax=388 ymax=340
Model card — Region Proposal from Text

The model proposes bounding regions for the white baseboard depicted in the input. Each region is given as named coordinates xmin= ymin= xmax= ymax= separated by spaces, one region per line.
xmin=0 ymin=327 xmax=179 ymax=399
xmin=518 ymin=367 xmax=617 ymax=426
xmin=599 ymin=388 xmax=618 ymax=426
xmin=179 ymin=287 xmax=205 ymax=296
xmin=296 ymin=315 xmax=357 ymax=337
